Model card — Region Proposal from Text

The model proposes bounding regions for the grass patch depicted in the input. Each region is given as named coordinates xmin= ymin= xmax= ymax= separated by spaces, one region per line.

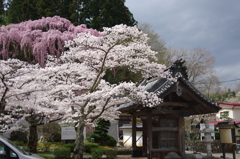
xmin=38 ymin=142 xmax=63 ymax=149
xmin=100 ymin=146 xmax=114 ymax=150
xmin=36 ymin=152 xmax=54 ymax=159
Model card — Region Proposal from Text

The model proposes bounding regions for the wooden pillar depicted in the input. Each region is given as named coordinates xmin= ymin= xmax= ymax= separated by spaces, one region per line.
xmin=179 ymin=116 xmax=185 ymax=156
xmin=222 ymin=143 xmax=226 ymax=158
xmin=232 ymin=129 xmax=236 ymax=159
xmin=147 ymin=112 xmax=152 ymax=158
xmin=132 ymin=113 xmax=137 ymax=157
xmin=142 ymin=119 xmax=147 ymax=157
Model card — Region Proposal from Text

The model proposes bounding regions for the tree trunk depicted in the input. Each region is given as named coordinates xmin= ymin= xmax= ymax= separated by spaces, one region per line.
xmin=0 ymin=99 xmax=6 ymax=114
xmin=73 ymin=117 xmax=85 ymax=159
xmin=28 ymin=124 xmax=38 ymax=153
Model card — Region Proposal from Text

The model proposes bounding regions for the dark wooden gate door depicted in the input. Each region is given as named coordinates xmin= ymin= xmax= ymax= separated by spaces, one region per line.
xmin=151 ymin=116 xmax=182 ymax=158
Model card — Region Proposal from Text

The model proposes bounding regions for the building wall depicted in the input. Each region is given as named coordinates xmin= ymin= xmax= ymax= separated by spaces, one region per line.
xmin=233 ymin=109 xmax=240 ymax=120
xmin=216 ymin=103 xmax=240 ymax=121
xmin=122 ymin=129 xmax=143 ymax=147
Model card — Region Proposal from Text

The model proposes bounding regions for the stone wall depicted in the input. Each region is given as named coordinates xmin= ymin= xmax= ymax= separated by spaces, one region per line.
xmin=186 ymin=140 xmax=233 ymax=153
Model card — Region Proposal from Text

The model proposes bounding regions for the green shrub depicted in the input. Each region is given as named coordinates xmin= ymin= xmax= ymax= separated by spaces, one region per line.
xmin=12 ymin=141 xmax=24 ymax=146
xmin=105 ymin=149 xmax=117 ymax=159
xmin=36 ymin=153 xmax=54 ymax=159
xmin=87 ymin=134 xmax=101 ymax=143
xmin=63 ymin=143 xmax=74 ymax=152
xmin=42 ymin=142 xmax=52 ymax=152
xmin=88 ymin=133 xmax=116 ymax=147
xmin=105 ymin=136 xmax=117 ymax=147
xmin=53 ymin=147 xmax=71 ymax=159
xmin=91 ymin=147 xmax=103 ymax=159
xmin=84 ymin=142 xmax=99 ymax=153
xmin=88 ymin=119 xmax=117 ymax=147
xmin=51 ymin=132 xmax=61 ymax=142
xmin=10 ymin=131 xmax=28 ymax=143
xmin=190 ymin=132 xmax=199 ymax=140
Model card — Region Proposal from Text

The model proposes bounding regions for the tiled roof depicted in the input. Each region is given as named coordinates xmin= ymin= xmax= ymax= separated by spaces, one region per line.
xmin=145 ymin=59 xmax=217 ymax=106
xmin=219 ymin=103 xmax=240 ymax=106
xmin=217 ymin=121 xmax=240 ymax=127
xmin=118 ymin=59 xmax=219 ymax=111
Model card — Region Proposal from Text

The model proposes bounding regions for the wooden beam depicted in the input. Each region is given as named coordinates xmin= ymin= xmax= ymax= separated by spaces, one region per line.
xmin=151 ymin=148 xmax=178 ymax=151
xmin=151 ymin=109 xmax=191 ymax=116
xmin=181 ymin=86 xmax=220 ymax=113
xmin=159 ymin=102 xmax=189 ymax=107
xmin=152 ymin=127 xmax=178 ymax=131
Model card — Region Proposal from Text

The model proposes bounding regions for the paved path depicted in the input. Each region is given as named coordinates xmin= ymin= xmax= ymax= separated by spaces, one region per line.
xmin=201 ymin=152 xmax=240 ymax=159
xmin=186 ymin=151 xmax=240 ymax=159
xmin=84 ymin=151 xmax=240 ymax=159
xmin=116 ymin=152 xmax=240 ymax=159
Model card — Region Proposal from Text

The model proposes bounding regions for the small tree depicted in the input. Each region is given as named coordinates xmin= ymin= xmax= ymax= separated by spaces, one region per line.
xmin=137 ymin=22 xmax=167 ymax=64
xmin=164 ymin=47 xmax=220 ymax=94
xmin=228 ymin=91 xmax=240 ymax=103
xmin=219 ymin=111 xmax=232 ymax=121
xmin=94 ymin=119 xmax=110 ymax=135
xmin=88 ymin=119 xmax=116 ymax=146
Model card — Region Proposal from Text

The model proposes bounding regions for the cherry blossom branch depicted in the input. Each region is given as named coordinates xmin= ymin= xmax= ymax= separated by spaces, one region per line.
xmin=89 ymin=97 xmax=112 ymax=122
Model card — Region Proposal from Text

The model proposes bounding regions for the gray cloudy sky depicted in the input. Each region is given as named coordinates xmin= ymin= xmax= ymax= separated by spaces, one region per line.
xmin=125 ymin=0 xmax=240 ymax=88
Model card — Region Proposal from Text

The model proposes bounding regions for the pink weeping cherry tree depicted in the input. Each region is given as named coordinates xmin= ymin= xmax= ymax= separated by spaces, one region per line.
xmin=41 ymin=24 xmax=172 ymax=159
xmin=0 ymin=16 xmax=102 ymax=66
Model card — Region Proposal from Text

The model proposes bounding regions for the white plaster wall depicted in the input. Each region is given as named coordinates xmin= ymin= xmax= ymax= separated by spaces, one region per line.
xmin=122 ymin=129 xmax=143 ymax=147
xmin=233 ymin=109 xmax=240 ymax=120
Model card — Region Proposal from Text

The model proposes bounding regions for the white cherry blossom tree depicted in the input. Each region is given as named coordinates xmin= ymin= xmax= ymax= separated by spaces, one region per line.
xmin=0 ymin=58 xmax=59 ymax=152
xmin=0 ymin=59 xmax=39 ymax=115
xmin=42 ymin=24 xmax=171 ymax=159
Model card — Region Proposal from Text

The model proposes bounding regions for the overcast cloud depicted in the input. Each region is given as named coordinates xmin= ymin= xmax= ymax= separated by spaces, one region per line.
xmin=125 ymin=0 xmax=240 ymax=88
